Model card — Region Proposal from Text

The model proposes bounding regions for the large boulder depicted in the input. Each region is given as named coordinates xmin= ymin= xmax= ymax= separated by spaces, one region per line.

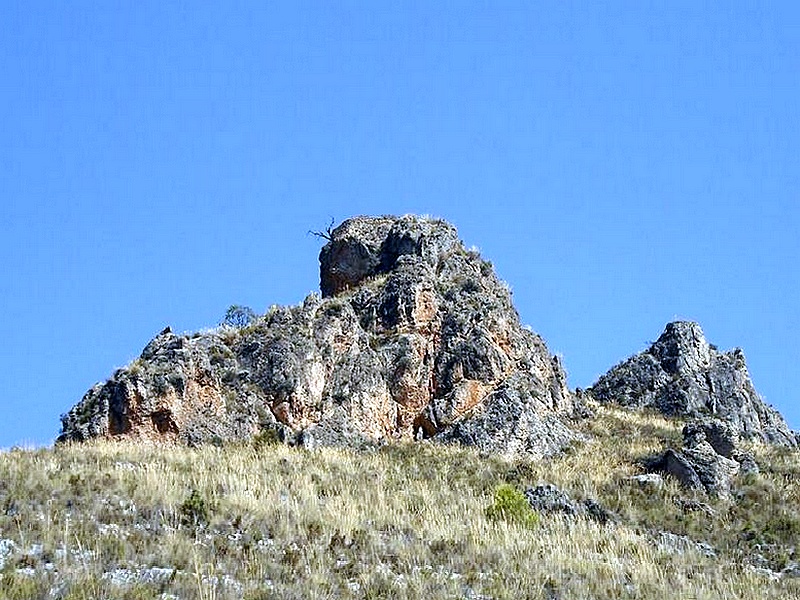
xmin=645 ymin=418 xmax=748 ymax=497
xmin=588 ymin=321 xmax=796 ymax=447
xmin=525 ymin=483 xmax=614 ymax=524
xmin=59 ymin=215 xmax=579 ymax=458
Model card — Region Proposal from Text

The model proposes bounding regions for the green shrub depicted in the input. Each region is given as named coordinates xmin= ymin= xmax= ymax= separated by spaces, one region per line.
xmin=221 ymin=305 xmax=256 ymax=328
xmin=485 ymin=484 xmax=538 ymax=529
xmin=180 ymin=489 xmax=209 ymax=528
xmin=762 ymin=513 xmax=800 ymax=545
xmin=253 ymin=427 xmax=282 ymax=450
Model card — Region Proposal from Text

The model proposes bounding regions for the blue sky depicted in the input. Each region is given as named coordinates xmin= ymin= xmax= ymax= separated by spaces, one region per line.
xmin=2 ymin=2 xmax=798 ymax=447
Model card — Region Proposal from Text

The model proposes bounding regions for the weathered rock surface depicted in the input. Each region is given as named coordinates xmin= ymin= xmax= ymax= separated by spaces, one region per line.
xmin=59 ymin=215 xmax=578 ymax=458
xmin=525 ymin=483 xmax=614 ymax=524
xmin=645 ymin=418 xmax=757 ymax=496
xmin=652 ymin=531 xmax=716 ymax=558
xmin=588 ymin=321 xmax=796 ymax=447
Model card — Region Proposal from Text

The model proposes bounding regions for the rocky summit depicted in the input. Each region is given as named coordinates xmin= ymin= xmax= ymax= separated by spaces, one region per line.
xmin=59 ymin=215 xmax=578 ymax=458
xmin=587 ymin=320 xmax=796 ymax=447
xmin=59 ymin=216 xmax=797 ymax=465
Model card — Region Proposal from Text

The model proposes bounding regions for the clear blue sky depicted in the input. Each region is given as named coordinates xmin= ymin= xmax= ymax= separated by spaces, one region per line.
xmin=2 ymin=2 xmax=798 ymax=447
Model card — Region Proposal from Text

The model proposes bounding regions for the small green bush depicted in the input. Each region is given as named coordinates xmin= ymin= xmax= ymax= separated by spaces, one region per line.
xmin=221 ymin=305 xmax=256 ymax=328
xmin=762 ymin=513 xmax=800 ymax=545
xmin=253 ymin=427 xmax=282 ymax=450
xmin=180 ymin=489 xmax=209 ymax=528
xmin=485 ymin=484 xmax=538 ymax=529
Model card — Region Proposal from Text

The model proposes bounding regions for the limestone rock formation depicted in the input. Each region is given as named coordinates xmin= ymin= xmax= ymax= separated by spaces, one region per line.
xmin=525 ymin=483 xmax=615 ymax=524
xmin=588 ymin=321 xmax=796 ymax=447
xmin=645 ymin=418 xmax=756 ymax=497
xmin=59 ymin=215 xmax=578 ymax=458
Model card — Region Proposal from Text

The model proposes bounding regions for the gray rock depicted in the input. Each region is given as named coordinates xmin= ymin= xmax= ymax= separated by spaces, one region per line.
xmin=59 ymin=215 xmax=578 ymax=459
xmin=683 ymin=418 xmax=739 ymax=458
xmin=732 ymin=450 xmax=759 ymax=475
xmin=654 ymin=531 xmax=716 ymax=558
xmin=646 ymin=441 xmax=741 ymax=497
xmin=644 ymin=416 xmax=759 ymax=496
xmin=433 ymin=379 xmax=580 ymax=460
xmin=525 ymin=483 xmax=580 ymax=516
xmin=681 ymin=442 xmax=741 ymax=497
xmin=588 ymin=321 xmax=796 ymax=448
xmin=782 ymin=563 xmax=800 ymax=579
xmin=524 ymin=483 xmax=614 ymax=524
xmin=103 ymin=567 xmax=176 ymax=587
xmin=649 ymin=449 xmax=704 ymax=490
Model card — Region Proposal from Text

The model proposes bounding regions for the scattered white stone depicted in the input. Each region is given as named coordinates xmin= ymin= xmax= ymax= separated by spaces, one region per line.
xmin=98 ymin=523 xmax=122 ymax=536
xmin=782 ymin=563 xmax=800 ymax=579
xmin=0 ymin=539 xmax=17 ymax=570
xmin=103 ymin=567 xmax=176 ymax=587
xmin=654 ymin=531 xmax=716 ymax=558
xmin=55 ymin=546 xmax=96 ymax=564
xmin=745 ymin=565 xmax=781 ymax=582
xmin=256 ymin=539 xmax=275 ymax=552
xmin=198 ymin=573 xmax=243 ymax=595
xmin=627 ymin=473 xmax=664 ymax=489
xmin=48 ymin=583 xmax=68 ymax=598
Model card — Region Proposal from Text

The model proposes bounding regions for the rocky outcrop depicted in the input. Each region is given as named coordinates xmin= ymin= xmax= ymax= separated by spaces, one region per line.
xmin=524 ymin=483 xmax=614 ymax=524
xmin=588 ymin=321 xmax=796 ymax=447
xmin=59 ymin=215 xmax=578 ymax=458
xmin=644 ymin=417 xmax=759 ymax=496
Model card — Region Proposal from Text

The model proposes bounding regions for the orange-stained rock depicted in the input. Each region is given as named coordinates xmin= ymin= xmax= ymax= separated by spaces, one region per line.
xmin=59 ymin=215 xmax=580 ymax=458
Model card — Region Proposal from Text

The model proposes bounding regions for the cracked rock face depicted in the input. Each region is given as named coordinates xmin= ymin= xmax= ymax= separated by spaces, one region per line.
xmin=645 ymin=418 xmax=757 ymax=497
xmin=59 ymin=215 xmax=578 ymax=458
xmin=588 ymin=321 xmax=796 ymax=447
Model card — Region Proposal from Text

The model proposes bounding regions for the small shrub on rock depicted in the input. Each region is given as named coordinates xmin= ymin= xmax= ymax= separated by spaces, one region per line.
xmin=221 ymin=305 xmax=256 ymax=329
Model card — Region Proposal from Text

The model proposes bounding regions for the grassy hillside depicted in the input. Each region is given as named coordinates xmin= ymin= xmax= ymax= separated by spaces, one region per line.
xmin=1 ymin=404 xmax=798 ymax=599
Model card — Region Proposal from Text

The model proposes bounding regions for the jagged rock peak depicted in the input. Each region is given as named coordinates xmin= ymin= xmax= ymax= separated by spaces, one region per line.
xmin=59 ymin=215 xmax=578 ymax=459
xmin=319 ymin=215 xmax=460 ymax=297
xmin=588 ymin=321 xmax=796 ymax=447
xmin=650 ymin=321 xmax=713 ymax=374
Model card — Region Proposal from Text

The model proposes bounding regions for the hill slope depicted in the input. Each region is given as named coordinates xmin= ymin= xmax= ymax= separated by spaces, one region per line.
xmin=3 ymin=403 xmax=800 ymax=599
xmin=42 ymin=215 xmax=800 ymax=599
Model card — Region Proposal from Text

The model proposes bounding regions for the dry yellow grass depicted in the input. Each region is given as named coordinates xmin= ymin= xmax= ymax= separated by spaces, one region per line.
xmin=0 ymin=404 xmax=798 ymax=599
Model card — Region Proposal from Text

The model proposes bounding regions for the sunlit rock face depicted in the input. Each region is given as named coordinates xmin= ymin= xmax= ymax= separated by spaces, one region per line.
xmin=588 ymin=321 xmax=796 ymax=448
xmin=59 ymin=215 xmax=578 ymax=459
